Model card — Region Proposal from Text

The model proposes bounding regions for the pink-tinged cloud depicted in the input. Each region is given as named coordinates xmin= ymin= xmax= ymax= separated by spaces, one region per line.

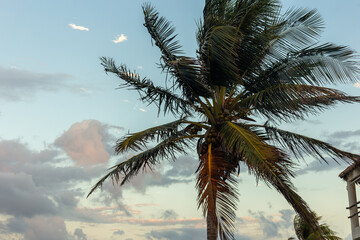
xmin=24 ymin=216 xmax=68 ymax=240
xmin=118 ymin=217 xmax=204 ymax=226
xmin=134 ymin=203 xmax=160 ymax=207
xmin=54 ymin=120 xmax=112 ymax=167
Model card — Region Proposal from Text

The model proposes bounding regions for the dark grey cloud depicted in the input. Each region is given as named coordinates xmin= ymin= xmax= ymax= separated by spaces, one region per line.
xmin=146 ymin=227 xmax=205 ymax=240
xmin=324 ymin=129 xmax=360 ymax=153
xmin=279 ymin=209 xmax=295 ymax=229
xmin=113 ymin=230 xmax=124 ymax=235
xmin=247 ymin=209 xmax=295 ymax=239
xmin=0 ymin=139 xmax=104 ymax=189
xmin=164 ymin=155 xmax=197 ymax=178
xmin=305 ymin=119 xmax=322 ymax=125
xmin=0 ymin=137 xmax=129 ymax=227
xmin=296 ymin=159 xmax=346 ymax=176
xmin=0 ymin=66 xmax=72 ymax=101
xmin=233 ymin=233 xmax=253 ymax=240
xmin=161 ymin=210 xmax=178 ymax=220
xmin=122 ymin=158 xmax=194 ymax=194
xmin=74 ymin=228 xmax=87 ymax=240
xmin=327 ymin=129 xmax=360 ymax=139
xmin=0 ymin=173 xmax=56 ymax=217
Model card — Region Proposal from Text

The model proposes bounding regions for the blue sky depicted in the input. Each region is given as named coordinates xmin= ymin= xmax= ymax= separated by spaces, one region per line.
xmin=0 ymin=0 xmax=360 ymax=239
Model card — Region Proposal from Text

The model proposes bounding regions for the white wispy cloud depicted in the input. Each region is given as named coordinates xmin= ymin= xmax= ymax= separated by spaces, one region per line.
xmin=137 ymin=66 xmax=143 ymax=70
xmin=354 ymin=82 xmax=360 ymax=88
xmin=139 ymin=108 xmax=147 ymax=112
xmin=79 ymin=88 xmax=92 ymax=94
xmin=68 ymin=23 xmax=89 ymax=31
xmin=113 ymin=34 xmax=128 ymax=43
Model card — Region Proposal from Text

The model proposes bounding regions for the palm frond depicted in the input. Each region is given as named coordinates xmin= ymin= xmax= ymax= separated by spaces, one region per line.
xmin=231 ymin=0 xmax=280 ymax=80
xmin=100 ymin=57 xmax=194 ymax=115
xmin=239 ymin=84 xmax=360 ymax=121
xmin=272 ymin=8 xmax=323 ymax=52
xmin=143 ymin=3 xmax=182 ymax=60
xmin=235 ymin=8 xmax=323 ymax=84
xmin=218 ymin=122 xmax=325 ymax=238
xmin=253 ymin=43 xmax=360 ymax=91
xmin=219 ymin=121 xmax=278 ymax=165
xmin=294 ymin=213 xmax=342 ymax=240
xmin=243 ymin=150 xmax=326 ymax=239
xmin=196 ymin=144 xmax=239 ymax=240
xmin=143 ymin=4 xmax=210 ymax=100
xmin=202 ymin=25 xmax=241 ymax=86
xmin=264 ymin=124 xmax=360 ymax=163
xmin=115 ymin=118 xmax=188 ymax=153
xmin=233 ymin=0 xmax=280 ymax=33
xmin=88 ymin=130 xmax=201 ymax=197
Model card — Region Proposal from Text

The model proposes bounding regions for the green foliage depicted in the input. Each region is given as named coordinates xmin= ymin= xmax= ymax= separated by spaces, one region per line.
xmin=90 ymin=1 xmax=360 ymax=239
xmin=293 ymin=213 xmax=342 ymax=240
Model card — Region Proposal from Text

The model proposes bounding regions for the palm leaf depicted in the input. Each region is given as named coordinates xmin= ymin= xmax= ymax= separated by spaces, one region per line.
xmin=219 ymin=121 xmax=278 ymax=166
xmin=143 ymin=3 xmax=182 ymax=60
xmin=218 ymin=121 xmax=325 ymax=239
xmin=233 ymin=0 xmax=280 ymax=33
xmin=264 ymin=124 xmax=360 ymax=163
xmin=115 ymin=118 xmax=188 ymax=153
xmin=254 ymin=162 xmax=325 ymax=239
xmin=294 ymin=213 xmax=342 ymax=240
xmin=88 ymin=130 xmax=201 ymax=197
xmin=143 ymin=3 xmax=210 ymax=99
xmin=272 ymin=8 xmax=323 ymax=52
xmin=100 ymin=57 xmax=194 ymax=115
xmin=196 ymin=143 xmax=239 ymax=240
xmin=255 ymin=43 xmax=359 ymax=90
xmin=202 ymin=25 xmax=241 ymax=86
xmin=239 ymin=84 xmax=360 ymax=121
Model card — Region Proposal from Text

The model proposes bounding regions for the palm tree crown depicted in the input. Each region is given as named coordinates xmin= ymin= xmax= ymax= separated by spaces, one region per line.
xmin=88 ymin=1 xmax=360 ymax=239
xmin=292 ymin=212 xmax=342 ymax=240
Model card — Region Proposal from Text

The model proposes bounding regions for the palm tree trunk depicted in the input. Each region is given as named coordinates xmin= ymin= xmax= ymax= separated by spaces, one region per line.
xmin=207 ymin=208 xmax=217 ymax=240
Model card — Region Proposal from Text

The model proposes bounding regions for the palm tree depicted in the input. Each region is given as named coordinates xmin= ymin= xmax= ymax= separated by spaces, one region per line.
xmin=88 ymin=1 xmax=360 ymax=239
xmin=291 ymin=213 xmax=342 ymax=240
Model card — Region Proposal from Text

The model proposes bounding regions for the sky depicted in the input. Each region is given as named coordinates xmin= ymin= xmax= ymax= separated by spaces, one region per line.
xmin=0 ymin=0 xmax=360 ymax=239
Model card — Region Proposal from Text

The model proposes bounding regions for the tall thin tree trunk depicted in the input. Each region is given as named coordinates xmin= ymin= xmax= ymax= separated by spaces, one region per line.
xmin=207 ymin=208 xmax=217 ymax=240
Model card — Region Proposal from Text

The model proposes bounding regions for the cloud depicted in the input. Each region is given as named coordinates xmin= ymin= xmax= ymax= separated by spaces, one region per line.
xmin=324 ymin=130 xmax=360 ymax=154
xmin=244 ymin=209 xmax=295 ymax=239
xmin=139 ymin=108 xmax=147 ymax=112
xmin=24 ymin=216 xmax=69 ymax=240
xmin=279 ymin=209 xmax=295 ymax=229
xmin=74 ymin=228 xmax=87 ymax=240
xmin=327 ymin=129 xmax=360 ymax=139
xmin=113 ymin=34 xmax=128 ymax=43
xmin=0 ymin=67 xmax=72 ymax=101
xmin=54 ymin=120 xmax=116 ymax=166
xmin=146 ymin=227 xmax=205 ymax=240
xmin=354 ymin=82 xmax=360 ymax=88
xmin=0 ymin=173 xmax=57 ymax=217
xmin=296 ymin=159 xmax=345 ymax=175
xmin=8 ymin=216 xmax=70 ymax=240
xmin=79 ymin=88 xmax=92 ymax=94
xmin=69 ymin=23 xmax=89 ymax=31
xmin=113 ymin=230 xmax=124 ymax=235
xmin=161 ymin=210 xmax=178 ymax=220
